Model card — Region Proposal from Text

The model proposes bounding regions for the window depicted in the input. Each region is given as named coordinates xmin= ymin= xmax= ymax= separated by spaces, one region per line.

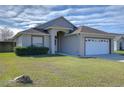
xmin=16 ymin=36 xmax=22 ymax=46
xmin=32 ymin=36 xmax=43 ymax=47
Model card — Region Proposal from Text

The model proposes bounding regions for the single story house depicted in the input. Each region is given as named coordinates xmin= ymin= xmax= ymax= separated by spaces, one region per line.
xmin=13 ymin=16 xmax=115 ymax=56
xmin=0 ymin=41 xmax=15 ymax=52
xmin=114 ymin=34 xmax=124 ymax=51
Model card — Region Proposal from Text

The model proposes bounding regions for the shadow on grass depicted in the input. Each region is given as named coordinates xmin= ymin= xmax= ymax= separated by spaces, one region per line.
xmin=17 ymin=54 xmax=95 ymax=59
xmin=17 ymin=54 xmax=66 ymax=58
xmin=0 ymin=52 xmax=14 ymax=53
xmin=78 ymin=56 xmax=96 ymax=59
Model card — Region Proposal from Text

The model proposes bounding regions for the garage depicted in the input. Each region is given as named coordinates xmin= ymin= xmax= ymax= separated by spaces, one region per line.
xmin=85 ymin=38 xmax=110 ymax=56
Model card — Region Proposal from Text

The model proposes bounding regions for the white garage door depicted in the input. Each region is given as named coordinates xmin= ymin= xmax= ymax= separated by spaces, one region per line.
xmin=85 ymin=38 xmax=110 ymax=56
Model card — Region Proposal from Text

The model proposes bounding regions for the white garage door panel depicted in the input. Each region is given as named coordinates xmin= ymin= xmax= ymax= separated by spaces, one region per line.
xmin=85 ymin=38 xmax=109 ymax=55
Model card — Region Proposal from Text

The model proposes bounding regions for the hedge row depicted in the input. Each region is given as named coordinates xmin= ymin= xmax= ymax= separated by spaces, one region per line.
xmin=14 ymin=46 xmax=49 ymax=56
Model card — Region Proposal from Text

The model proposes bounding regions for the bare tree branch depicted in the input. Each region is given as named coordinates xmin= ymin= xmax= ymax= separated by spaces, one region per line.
xmin=0 ymin=27 xmax=14 ymax=41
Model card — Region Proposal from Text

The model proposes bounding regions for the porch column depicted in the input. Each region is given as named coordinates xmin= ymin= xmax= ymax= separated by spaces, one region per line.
xmin=51 ymin=34 xmax=55 ymax=54
xmin=79 ymin=34 xmax=84 ymax=57
xmin=49 ymin=30 xmax=57 ymax=54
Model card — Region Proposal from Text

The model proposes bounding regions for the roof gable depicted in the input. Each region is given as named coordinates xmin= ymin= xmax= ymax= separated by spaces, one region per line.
xmin=79 ymin=26 xmax=109 ymax=34
xmin=37 ymin=16 xmax=77 ymax=31
xmin=71 ymin=26 xmax=113 ymax=35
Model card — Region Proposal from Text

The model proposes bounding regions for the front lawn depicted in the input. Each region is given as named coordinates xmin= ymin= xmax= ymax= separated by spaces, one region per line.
xmin=114 ymin=50 xmax=124 ymax=55
xmin=0 ymin=53 xmax=124 ymax=87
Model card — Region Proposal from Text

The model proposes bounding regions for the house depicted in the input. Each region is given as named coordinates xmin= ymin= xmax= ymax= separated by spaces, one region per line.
xmin=114 ymin=34 xmax=124 ymax=51
xmin=0 ymin=41 xmax=15 ymax=52
xmin=13 ymin=16 xmax=115 ymax=56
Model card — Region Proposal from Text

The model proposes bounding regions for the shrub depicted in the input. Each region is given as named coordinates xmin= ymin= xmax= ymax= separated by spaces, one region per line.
xmin=14 ymin=46 xmax=49 ymax=56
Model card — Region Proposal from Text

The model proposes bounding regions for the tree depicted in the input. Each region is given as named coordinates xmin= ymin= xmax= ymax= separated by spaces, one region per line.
xmin=0 ymin=27 xmax=14 ymax=41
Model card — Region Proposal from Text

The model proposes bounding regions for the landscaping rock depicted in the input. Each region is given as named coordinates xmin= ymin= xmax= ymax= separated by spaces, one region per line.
xmin=14 ymin=75 xmax=33 ymax=84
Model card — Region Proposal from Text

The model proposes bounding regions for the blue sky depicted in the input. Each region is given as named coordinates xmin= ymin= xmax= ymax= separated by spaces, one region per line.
xmin=0 ymin=5 xmax=124 ymax=34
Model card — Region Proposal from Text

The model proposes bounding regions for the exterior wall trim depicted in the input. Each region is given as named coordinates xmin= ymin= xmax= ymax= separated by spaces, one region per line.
xmin=65 ymin=32 xmax=115 ymax=38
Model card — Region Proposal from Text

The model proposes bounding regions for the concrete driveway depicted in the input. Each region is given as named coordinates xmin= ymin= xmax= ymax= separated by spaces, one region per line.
xmin=91 ymin=54 xmax=124 ymax=62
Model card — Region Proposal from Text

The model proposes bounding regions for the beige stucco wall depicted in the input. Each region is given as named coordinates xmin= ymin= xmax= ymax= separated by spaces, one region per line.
xmin=22 ymin=34 xmax=32 ymax=47
xmin=111 ymin=39 xmax=114 ymax=53
xmin=16 ymin=34 xmax=32 ymax=47
xmin=44 ymin=35 xmax=50 ymax=48
xmin=16 ymin=35 xmax=23 ymax=47
xmin=60 ymin=34 xmax=80 ymax=56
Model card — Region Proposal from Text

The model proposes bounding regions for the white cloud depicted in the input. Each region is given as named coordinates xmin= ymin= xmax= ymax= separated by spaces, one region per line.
xmin=24 ymin=24 xmax=38 ymax=28
xmin=0 ymin=5 xmax=124 ymax=34
xmin=105 ymin=5 xmax=124 ymax=11
xmin=43 ymin=6 xmax=107 ymax=19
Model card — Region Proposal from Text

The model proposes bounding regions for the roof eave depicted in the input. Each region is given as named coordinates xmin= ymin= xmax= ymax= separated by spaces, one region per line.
xmin=80 ymin=32 xmax=115 ymax=37
xmin=12 ymin=31 xmax=50 ymax=40
xmin=12 ymin=32 xmax=22 ymax=40
xmin=23 ymin=33 xmax=49 ymax=36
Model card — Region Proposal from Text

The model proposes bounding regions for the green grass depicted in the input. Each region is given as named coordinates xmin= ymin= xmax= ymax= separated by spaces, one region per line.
xmin=0 ymin=53 xmax=124 ymax=87
xmin=114 ymin=50 xmax=124 ymax=55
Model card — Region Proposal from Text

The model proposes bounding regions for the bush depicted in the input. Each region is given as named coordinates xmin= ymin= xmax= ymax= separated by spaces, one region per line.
xmin=14 ymin=46 xmax=49 ymax=56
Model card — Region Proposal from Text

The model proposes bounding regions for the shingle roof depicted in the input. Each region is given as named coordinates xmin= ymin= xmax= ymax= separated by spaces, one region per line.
xmin=78 ymin=26 xmax=109 ymax=34
xmin=109 ymin=33 xmax=124 ymax=36
xmin=21 ymin=28 xmax=49 ymax=34
xmin=13 ymin=28 xmax=49 ymax=39
xmin=36 ymin=16 xmax=77 ymax=30
xmin=17 ymin=16 xmax=77 ymax=36
xmin=72 ymin=26 xmax=110 ymax=34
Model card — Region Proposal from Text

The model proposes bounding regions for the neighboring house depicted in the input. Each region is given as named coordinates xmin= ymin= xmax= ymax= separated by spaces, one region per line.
xmin=113 ymin=34 xmax=124 ymax=51
xmin=0 ymin=41 xmax=15 ymax=52
xmin=13 ymin=16 xmax=115 ymax=56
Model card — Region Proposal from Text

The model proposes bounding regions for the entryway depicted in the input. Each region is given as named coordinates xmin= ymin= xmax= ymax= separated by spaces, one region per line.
xmin=55 ymin=31 xmax=65 ymax=53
